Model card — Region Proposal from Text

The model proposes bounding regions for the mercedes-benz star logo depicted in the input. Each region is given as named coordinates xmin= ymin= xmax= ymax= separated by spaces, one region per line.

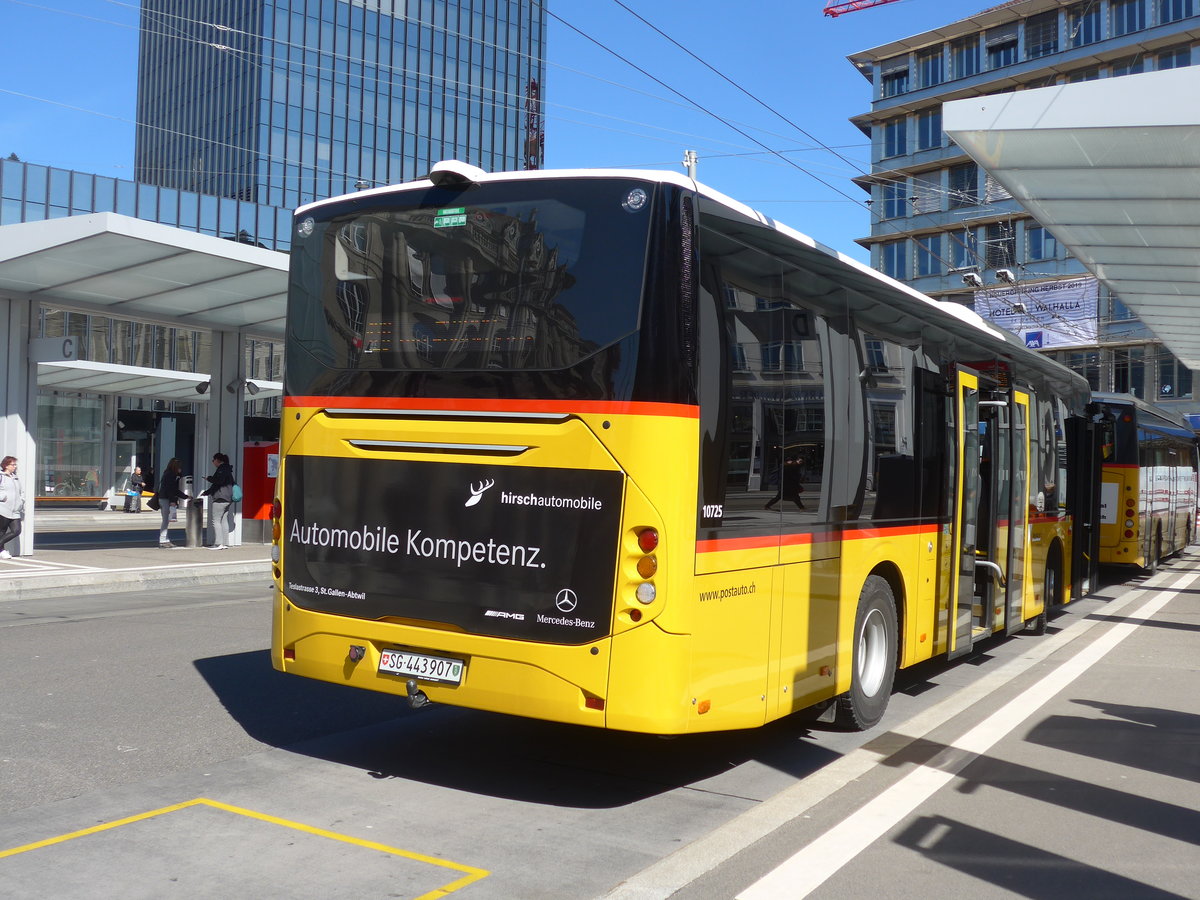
xmin=555 ymin=588 xmax=578 ymax=613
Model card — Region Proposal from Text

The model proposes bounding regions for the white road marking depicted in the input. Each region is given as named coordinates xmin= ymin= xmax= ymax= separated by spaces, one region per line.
xmin=737 ymin=569 xmax=1196 ymax=899
xmin=604 ymin=565 xmax=1195 ymax=900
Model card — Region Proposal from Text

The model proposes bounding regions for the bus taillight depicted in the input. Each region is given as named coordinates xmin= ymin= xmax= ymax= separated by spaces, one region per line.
xmin=635 ymin=527 xmax=659 ymax=604
xmin=271 ymin=498 xmax=282 ymax=520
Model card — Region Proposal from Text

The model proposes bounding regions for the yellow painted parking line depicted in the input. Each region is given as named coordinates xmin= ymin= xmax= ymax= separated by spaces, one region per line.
xmin=0 ymin=797 xmax=489 ymax=898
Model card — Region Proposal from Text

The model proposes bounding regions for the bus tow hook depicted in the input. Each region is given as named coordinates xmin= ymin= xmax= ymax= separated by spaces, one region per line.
xmin=406 ymin=679 xmax=431 ymax=709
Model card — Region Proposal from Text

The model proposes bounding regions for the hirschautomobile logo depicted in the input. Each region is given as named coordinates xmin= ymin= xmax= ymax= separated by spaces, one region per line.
xmin=465 ymin=478 xmax=495 ymax=507
xmin=555 ymin=588 xmax=578 ymax=612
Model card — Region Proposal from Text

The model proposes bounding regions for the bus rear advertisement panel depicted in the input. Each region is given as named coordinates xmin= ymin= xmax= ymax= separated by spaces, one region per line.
xmin=283 ymin=454 xmax=624 ymax=643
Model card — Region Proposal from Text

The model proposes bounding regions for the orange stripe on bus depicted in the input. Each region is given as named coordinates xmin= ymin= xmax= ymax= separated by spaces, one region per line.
xmin=698 ymin=522 xmax=938 ymax=554
xmin=284 ymin=396 xmax=700 ymax=418
xmin=696 ymin=534 xmax=785 ymax=553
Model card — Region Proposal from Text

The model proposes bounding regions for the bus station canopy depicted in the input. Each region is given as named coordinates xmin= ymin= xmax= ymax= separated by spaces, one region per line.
xmin=0 ymin=212 xmax=288 ymax=339
xmin=36 ymin=359 xmax=281 ymax=402
xmin=944 ymin=66 xmax=1200 ymax=370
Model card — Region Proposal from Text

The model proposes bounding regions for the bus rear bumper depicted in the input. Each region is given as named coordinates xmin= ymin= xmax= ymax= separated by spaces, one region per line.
xmin=272 ymin=594 xmax=611 ymax=728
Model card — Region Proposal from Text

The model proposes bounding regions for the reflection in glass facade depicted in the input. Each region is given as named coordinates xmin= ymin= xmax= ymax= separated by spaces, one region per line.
xmin=0 ymin=158 xmax=293 ymax=252
xmin=135 ymin=0 xmax=546 ymax=209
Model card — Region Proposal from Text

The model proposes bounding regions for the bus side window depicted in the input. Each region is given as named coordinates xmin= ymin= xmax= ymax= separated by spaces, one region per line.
xmin=857 ymin=334 xmax=919 ymax=523
xmin=695 ymin=222 xmax=833 ymax=540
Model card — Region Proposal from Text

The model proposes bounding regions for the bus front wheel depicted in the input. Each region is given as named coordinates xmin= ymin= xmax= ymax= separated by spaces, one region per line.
xmin=834 ymin=575 xmax=897 ymax=731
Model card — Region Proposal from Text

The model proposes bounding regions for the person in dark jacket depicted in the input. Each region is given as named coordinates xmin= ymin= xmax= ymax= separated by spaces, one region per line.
xmin=156 ymin=458 xmax=190 ymax=548
xmin=123 ymin=466 xmax=145 ymax=513
xmin=200 ymin=452 xmax=236 ymax=549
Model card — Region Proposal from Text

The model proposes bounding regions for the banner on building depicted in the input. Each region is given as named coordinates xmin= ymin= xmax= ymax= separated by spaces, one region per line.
xmin=973 ymin=276 xmax=1099 ymax=350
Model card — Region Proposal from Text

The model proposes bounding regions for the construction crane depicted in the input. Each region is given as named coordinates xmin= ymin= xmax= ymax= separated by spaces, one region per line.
xmin=824 ymin=0 xmax=904 ymax=16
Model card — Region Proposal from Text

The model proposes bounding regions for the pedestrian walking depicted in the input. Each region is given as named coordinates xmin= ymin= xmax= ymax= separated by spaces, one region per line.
xmin=200 ymin=452 xmax=237 ymax=549
xmin=124 ymin=466 xmax=145 ymax=513
xmin=0 ymin=456 xmax=27 ymax=559
xmin=154 ymin=458 xmax=190 ymax=548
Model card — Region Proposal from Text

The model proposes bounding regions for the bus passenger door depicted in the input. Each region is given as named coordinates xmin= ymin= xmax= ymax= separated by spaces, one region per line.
xmin=1005 ymin=392 xmax=1029 ymax=635
xmin=949 ymin=371 xmax=982 ymax=660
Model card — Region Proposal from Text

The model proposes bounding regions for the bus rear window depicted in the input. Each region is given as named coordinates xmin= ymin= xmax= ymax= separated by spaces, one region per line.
xmin=288 ymin=180 xmax=654 ymax=374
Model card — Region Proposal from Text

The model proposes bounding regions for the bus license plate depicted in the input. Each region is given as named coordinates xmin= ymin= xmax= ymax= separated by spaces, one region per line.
xmin=378 ymin=649 xmax=464 ymax=685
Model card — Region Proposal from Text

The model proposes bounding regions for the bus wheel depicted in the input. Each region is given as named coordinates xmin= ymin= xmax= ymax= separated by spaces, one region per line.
xmin=834 ymin=575 xmax=897 ymax=731
xmin=1147 ymin=527 xmax=1162 ymax=575
xmin=1029 ymin=553 xmax=1060 ymax=636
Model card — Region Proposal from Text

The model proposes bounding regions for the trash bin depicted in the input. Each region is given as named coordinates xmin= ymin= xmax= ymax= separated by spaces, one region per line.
xmin=185 ymin=498 xmax=204 ymax=547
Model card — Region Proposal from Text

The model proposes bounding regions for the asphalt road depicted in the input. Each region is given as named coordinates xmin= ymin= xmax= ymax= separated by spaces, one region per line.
xmin=0 ymin=568 xmax=1196 ymax=898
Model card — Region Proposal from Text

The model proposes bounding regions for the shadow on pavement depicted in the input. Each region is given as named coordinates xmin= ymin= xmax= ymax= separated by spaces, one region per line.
xmin=194 ymin=649 xmax=842 ymax=809
xmin=1026 ymin=701 xmax=1200 ymax=783
xmin=879 ymin=735 xmax=1200 ymax=848
xmin=894 ymin=815 xmax=1190 ymax=899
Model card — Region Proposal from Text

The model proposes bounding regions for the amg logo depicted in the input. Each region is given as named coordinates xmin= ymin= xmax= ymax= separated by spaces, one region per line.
xmin=484 ymin=610 xmax=526 ymax=621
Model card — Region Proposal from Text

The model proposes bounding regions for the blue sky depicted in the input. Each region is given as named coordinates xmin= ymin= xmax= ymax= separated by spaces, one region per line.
xmin=0 ymin=0 xmax=958 ymax=260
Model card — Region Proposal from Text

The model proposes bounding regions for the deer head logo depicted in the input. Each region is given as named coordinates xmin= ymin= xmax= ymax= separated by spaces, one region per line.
xmin=465 ymin=479 xmax=495 ymax=507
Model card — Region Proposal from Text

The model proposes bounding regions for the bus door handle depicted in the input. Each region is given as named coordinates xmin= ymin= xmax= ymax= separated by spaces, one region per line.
xmin=974 ymin=558 xmax=1006 ymax=587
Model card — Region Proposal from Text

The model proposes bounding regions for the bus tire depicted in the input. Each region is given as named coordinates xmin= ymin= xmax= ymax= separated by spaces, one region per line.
xmin=1147 ymin=527 xmax=1163 ymax=575
xmin=1029 ymin=550 xmax=1061 ymax=636
xmin=834 ymin=575 xmax=897 ymax=731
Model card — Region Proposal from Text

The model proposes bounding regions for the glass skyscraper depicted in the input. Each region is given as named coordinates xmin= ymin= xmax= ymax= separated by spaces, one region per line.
xmin=135 ymin=0 xmax=546 ymax=210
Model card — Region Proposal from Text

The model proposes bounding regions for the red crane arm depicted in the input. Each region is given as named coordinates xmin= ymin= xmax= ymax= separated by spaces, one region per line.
xmin=823 ymin=0 xmax=904 ymax=16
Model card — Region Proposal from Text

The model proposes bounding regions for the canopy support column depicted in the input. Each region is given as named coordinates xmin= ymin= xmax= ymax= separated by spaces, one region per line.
xmin=2 ymin=293 xmax=36 ymax=556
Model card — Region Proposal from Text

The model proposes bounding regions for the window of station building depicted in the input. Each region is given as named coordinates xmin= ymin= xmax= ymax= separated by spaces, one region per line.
xmin=952 ymin=35 xmax=981 ymax=78
xmin=1157 ymin=355 xmax=1193 ymax=398
xmin=880 ymin=55 xmax=911 ymax=97
xmin=1026 ymin=224 xmax=1059 ymax=261
xmin=916 ymin=109 xmax=943 ymax=150
xmin=951 ymin=227 xmax=980 ymax=270
xmin=881 ymin=181 xmax=907 ymax=219
xmin=1113 ymin=347 xmax=1146 ymax=396
xmin=1157 ymin=45 xmax=1192 ymax=68
xmin=949 ymin=162 xmax=979 ymax=207
xmin=985 ymin=23 xmax=1019 ymax=69
xmin=880 ymin=240 xmax=908 ymax=279
xmin=984 ymin=173 xmax=1012 ymax=203
xmin=1159 ymin=0 xmax=1195 ymax=23
xmin=1025 ymin=11 xmax=1060 ymax=59
xmin=915 ymin=234 xmax=942 ymax=276
xmin=70 ymin=172 xmax=94 ymax=214
xmin=917 ymin=47 xmax=945 ymax=88
xmin=881 ymin=117 xmax=908 ymax=158
xmin=911 ymin=172 xmax=941 ymax=214
xmin=1066 ymin=350 xmax=1101 ymax=391
xmin=984 ymin=222 xmax=1015 ymax=269
xmin=1024 ymin=74 xmax=1060 ymax=89
xmin=1111 ymin=54 xmax=1146 ymax=76
xmin=1112 ymin=0 xmax=1147 ymax=35
xmin=1110 ymin=295 xmax=1138 ymax=321
xmin=36 ymin=394 xmax=103 ymax=500
xmin=1068 ymin=2 xmax=1104 ymax=46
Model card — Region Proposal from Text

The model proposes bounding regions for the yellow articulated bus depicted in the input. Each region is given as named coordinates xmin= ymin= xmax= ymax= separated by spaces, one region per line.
xmin=1092 ymin=393 xmax=1198 ymax=573
xmin=271 ymin=160 xmax=1099 ymax=733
